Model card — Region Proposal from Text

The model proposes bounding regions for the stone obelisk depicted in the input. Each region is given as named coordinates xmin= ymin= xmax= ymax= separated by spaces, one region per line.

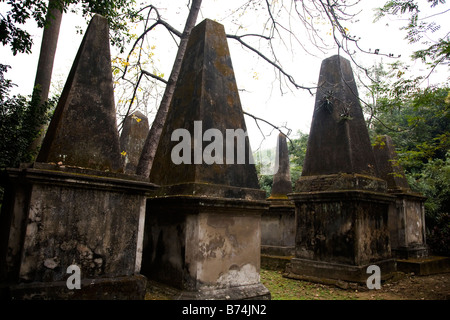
xmin=120 ymin=111 xmax=150 ymax=174
xmin=37 ymin=14 xmax=122 ymax=172
xmin=261 ymin=133 xmax=295 ymax=266
xmin=141 ymin=19 xmax=270 ymax=300
xmin=269 ymin=133 xmax=293 ymax=198
xmin=286 ymin=55 xmax=396 ymax=286
xmin=0 ymin=15 xmax=157 ymax=300
xmin=373 ymin=135 xmax=428 ymax=259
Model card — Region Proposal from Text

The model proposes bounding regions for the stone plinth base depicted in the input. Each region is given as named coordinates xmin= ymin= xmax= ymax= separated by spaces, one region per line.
xmin=141 ymin=190 xmax=270 ymax=300
xmin=146 ymin=279 xmax=270 ymax=300
xmin=6 ymin=275 xmax=147 ymax=300
xmin=397 ymin=256 xmax=450 ymax=276
xmin=285 ymin=258 xmax=396 ymax=284
xmin=176 ymin=283 xmax=270 ymax=300
xmin=0 ymin=163 xmax=157 ymax=299
xmin=287 ymin=174 xmax=396 ymax=284
xmin=261 ymin=199 xmax=295 ymax=257
xmin=388 ymin=190 xmax=429 ymax=259
xmin=393 ymin=245 xmax=429 ymax=260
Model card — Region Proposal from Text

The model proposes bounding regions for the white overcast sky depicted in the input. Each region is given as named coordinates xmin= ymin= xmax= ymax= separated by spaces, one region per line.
xmin=1 ymin=0 xmax=448 ymax=154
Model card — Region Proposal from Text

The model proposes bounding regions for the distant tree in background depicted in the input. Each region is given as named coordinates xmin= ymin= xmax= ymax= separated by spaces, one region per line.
xmin=363 ymin=1 xmax=450 ymax=255
xmin=0 ymin=65 xmax=56 ymax=170
xmin=366 ymin=59 xmax=449 ymax=255
xmin=375 ymin=0 xmax=449 ymax=72
xmin=0 ymin=0 xmax=137 ymax=55
xmin=288 ymin=131 xmax=309 ymax=188
xmin=256 ymin=131 xmax=309 ymax=197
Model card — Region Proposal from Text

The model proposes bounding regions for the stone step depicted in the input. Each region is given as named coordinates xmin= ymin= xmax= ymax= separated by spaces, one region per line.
xmin=397 ymin=256 xmax=450 ymax=276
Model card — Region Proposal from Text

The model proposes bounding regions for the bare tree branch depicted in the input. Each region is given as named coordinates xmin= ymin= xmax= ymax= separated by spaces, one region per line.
xmin=243 ymin=111 xmax=292 ymax=141
xmin=227 ymin=33 xmax=315 ymax=94
xmin=141 ymin=69 xmax=168 ymax=84
xmin=136 ymin=0 xmax=203 ymax=177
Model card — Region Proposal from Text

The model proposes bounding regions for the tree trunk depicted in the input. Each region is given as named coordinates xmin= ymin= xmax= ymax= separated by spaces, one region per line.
xmin=136 ymin=0 xmax=203 ymax=177
xmin=28 ymin=0 xmax=63 ymax=155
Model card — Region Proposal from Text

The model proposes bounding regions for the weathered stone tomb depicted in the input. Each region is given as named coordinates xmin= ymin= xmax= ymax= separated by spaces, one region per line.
xmin=0 ymin=15 xmax=157 ymax=299
xmin=140 ymin=19 xmax=270 ymax=300
xmin=261 ymin=133 xmax=295 ymax=263
xmin=120 ymin=111 xmax=150 ymax=174
xmin=373 ymin=135 xmax=428 ymax=259
xmin=285 ymin=55 xmax=396 ymax=285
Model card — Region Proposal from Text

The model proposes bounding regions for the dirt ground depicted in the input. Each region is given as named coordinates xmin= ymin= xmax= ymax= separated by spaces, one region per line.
xmin=353 ymin=271 xmax=450 ymax=300
xmin=145 ymin=270 xmax=450 ymax=300
xmin=259 ymin=268 xmax=450 ymax=300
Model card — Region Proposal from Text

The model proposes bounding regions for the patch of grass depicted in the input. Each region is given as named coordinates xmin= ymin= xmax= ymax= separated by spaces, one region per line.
xmin=260 ymin=268 xmax=358 ymax=300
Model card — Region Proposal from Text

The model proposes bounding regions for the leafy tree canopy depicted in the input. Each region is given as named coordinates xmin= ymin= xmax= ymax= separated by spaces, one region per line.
xmin=375 ymin=0 xmax=449 ymax=70
xmin=366 ymin=59 xmax=449 ymax=254
xmin=0 ymin=65 xmax=56 ymax=168
xmin=0 ymin=0 xmax=138 ymax=55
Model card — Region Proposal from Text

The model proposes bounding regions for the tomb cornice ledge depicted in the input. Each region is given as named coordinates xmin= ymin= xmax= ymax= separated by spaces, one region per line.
xmin=2 ymin=163 xmax=158 ymax=195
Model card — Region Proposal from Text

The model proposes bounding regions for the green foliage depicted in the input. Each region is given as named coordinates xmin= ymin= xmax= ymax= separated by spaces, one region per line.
xmin=254 ymin=149 xmax=274 ymax=197
xmin=371 ymin=85 xmax=450 ymax=172
xmin=412 ymin=39 xmax=450 ymax=67
xmin=288 ymin=131 xmax=309 ymax=188
xmin=427 ymin=212 xmax=450 ymax=256
xmin=0 ymin=64 xmax=55 ymax=169
xmin=255 ymin=131 xmax=308 ymax=196
xmin=257 ymin=170 xmax=273 ymax=198
xmin=69 ymin=0 xmax=139 ymax=53
xmin=260 ymin=269 xmax=358 ymax=300
xmin=407 ymin=153 xmax=450 ymax=255
xmin=409 ymin=153 xmax=450 ymax=215
xmin=376 ymin=0 xmax=449 ymax=69
xmin=368 ymin=70 xmax=450 ymax=254
xmin=0 ymin=0 xmax=49 ymax=54
xmin=0 ymin=0 xmax=139 ymax=55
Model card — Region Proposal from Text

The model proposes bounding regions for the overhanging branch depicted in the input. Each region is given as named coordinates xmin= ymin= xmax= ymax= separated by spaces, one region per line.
xmin=227 ymin=33 xmax=315 ymax=95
